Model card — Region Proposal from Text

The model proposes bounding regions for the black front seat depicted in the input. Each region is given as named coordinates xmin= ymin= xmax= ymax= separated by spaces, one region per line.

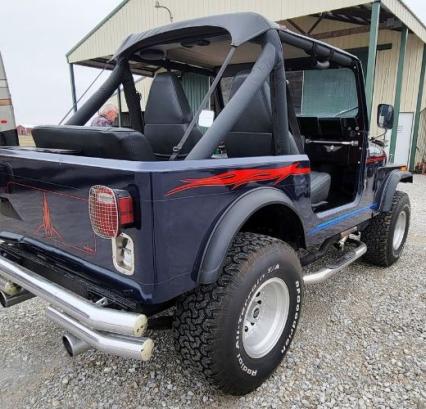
xmin=225 ymin=71 xmax=331 ymax=204
xmin=144 ymin=72 xmax=203 ymax=160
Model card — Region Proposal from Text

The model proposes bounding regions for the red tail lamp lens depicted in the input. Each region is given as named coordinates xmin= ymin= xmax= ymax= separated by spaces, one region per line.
xmin=89 ymin=186 xmax=134 ymax=239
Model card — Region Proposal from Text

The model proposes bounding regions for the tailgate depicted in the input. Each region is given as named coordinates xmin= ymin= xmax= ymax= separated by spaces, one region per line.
xmin=0 ymin=150 xmax=153 ymax=276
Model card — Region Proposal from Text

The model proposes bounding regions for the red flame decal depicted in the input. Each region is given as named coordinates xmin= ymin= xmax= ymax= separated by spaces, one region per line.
xmin=166 ymin=162 xmax=310 ymax=196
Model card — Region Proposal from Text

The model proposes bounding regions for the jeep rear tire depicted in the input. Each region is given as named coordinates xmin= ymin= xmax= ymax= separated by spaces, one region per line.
xmin=362 ymin=190 xmax=410 ymax=266
xmin=173 ymin=232 xmax=303 ymax=395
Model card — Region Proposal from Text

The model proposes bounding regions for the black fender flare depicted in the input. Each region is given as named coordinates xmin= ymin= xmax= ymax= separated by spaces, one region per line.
xmin=197 ymin=187 xmax=305 ymax=284
xmin=378 ymin=170 xmax=413 ymax=212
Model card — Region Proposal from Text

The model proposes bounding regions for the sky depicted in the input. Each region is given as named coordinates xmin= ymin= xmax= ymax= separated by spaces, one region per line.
xmin=1 ymin=0 xmax=426 ymax=126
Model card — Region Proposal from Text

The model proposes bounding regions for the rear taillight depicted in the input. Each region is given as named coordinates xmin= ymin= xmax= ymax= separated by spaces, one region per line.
xmin=88 ymin=185 xmax=134 ymax=239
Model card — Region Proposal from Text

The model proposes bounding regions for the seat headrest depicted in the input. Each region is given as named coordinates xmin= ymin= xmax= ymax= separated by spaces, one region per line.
xmin=230 ymin=71 xmax=272 ymax=133
xmin=144 ymin=73 xmax=192 ymax=124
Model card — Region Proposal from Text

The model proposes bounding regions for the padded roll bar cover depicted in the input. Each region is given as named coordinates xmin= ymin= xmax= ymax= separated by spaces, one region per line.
xmin=229 ymin=71 xmax=272 ymax=133
xmin=186 ymin=42 xmax=277 ymax=160
xmin=33 ymin=125 xmax=155 ymax=161
xmin=225 ymin=71 xmax=274 ymax=158
xmin=197 ymin=186 xmax=305 ymax=284
xmin=378 ymin=170 xmax=413 ymax=212
xmin=279 ymin=30 xmax=355 ymax=67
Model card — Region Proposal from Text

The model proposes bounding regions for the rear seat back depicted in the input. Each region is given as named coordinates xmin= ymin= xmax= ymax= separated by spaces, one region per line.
xmin=33 ymin=125 xmax=155 ymax=161
xmin=144 ymin=72 xmax=203 ymax=160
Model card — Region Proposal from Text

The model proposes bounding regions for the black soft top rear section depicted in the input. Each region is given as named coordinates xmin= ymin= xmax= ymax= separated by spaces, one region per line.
xmin=113 ymin=12 xmax=278 ymax=60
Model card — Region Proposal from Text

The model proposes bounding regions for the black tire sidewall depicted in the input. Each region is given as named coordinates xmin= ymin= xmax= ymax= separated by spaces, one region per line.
xmin=213 ymin=243 xmax=302 ymax=390
xmin=388 ymin=197 xmax=410 ymax=261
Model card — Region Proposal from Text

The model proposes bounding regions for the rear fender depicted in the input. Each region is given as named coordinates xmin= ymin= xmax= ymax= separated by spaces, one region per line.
xmin=378 ymin=170 xmax=412 ymax=212
xmin=197 ymin=187 xmax=305 ymax=284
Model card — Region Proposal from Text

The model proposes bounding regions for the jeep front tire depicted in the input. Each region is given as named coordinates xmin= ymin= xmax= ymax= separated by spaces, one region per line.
xmin=173 ymin=232 xmax=303 ymax=395
xmin=362 ymin=190 xmax=410 ymax=266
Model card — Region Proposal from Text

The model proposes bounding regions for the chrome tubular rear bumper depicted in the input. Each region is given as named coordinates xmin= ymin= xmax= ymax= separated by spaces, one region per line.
xmin=0 ymin=254 xmax=154 ymax=361
xmin=0 ymin=255 xmax=147 ymax=337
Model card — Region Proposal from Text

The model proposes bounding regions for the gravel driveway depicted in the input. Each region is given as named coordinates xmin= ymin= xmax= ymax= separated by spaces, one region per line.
xmin=0 ymin=176 xmax=425 ymax=409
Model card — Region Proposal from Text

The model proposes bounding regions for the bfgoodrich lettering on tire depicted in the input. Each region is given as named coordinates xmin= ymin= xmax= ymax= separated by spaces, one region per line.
xmin=362 ymin=191 xmax=410 ymax=266
xmin=173 ymin=232 xmax=303 ymax=395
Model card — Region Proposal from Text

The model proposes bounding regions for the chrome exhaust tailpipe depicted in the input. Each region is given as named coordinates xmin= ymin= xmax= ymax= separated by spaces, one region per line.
xmin=0 ymin=289 xmax=35 ymax=308
xmin=0 ymin=255 xmax=148 ymax=337
xmin=0 ymin=277 xmax=22 ymax=296
xmin=62 ymin=333 xmax=91 ymax=357
xmin=47 ymin=307 xmax=154 ymax=361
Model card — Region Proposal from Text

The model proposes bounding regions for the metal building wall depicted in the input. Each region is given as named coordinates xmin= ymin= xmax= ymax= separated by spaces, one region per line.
xmin=415 ymin=69 xmax=426 ymax=165
xmin=416 ymin=109 xmax=426 ymax=165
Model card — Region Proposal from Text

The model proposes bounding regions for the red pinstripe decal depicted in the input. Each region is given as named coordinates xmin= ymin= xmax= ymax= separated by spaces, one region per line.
xmin=7 ymin=181 xmax=96 ymax=256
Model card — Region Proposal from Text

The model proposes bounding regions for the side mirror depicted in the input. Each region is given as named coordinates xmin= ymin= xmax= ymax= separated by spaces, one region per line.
xmin=377 ymin=104 xmax=394 ymax=129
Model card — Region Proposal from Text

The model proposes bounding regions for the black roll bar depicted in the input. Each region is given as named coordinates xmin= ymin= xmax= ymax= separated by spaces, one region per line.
xmin=186 ymin=29 xmax=285 ymax=160
xmin=170 ymin=47 xmax=236 ymax=160
xmin=267 ymin=30 xmax=288 ymax=155
xmin=279 ymin=30 xmax=354 ymax=67
xmin=66 ymin=61 xmax=126 ymax=127
xmin=121 ymin=63 xmax=144 ymax=133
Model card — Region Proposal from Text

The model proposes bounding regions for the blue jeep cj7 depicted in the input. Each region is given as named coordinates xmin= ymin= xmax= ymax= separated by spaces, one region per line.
xmin=0 ymin=13 xmax=412 ymax=395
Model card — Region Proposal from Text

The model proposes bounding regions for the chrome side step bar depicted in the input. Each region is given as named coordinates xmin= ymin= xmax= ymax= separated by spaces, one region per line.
xmin=303 ymin=242 xmax=367 ymax=285
xmin=0 ymin=255 xmax=147 ymax=337
xmin=47 ymin=307 xmax=154 ymax=361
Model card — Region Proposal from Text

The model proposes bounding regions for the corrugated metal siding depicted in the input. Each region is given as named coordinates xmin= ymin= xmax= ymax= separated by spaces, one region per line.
xmin=180 ymin=73 xmax=209 ymax=112
xmin=400 ymin=35 xmax=424 ymax=111
xmin=382 ymin=0 xmax=426 ymax=43
xmin=421 ymin=73 xmax=426 ymax=110
xmin=415 ymin=108 xmax=426 ymax=164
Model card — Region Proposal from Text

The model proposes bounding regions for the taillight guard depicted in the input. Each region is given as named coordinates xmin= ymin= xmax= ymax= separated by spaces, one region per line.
xmin=89 ymin=186 xmax=134 ymax=239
